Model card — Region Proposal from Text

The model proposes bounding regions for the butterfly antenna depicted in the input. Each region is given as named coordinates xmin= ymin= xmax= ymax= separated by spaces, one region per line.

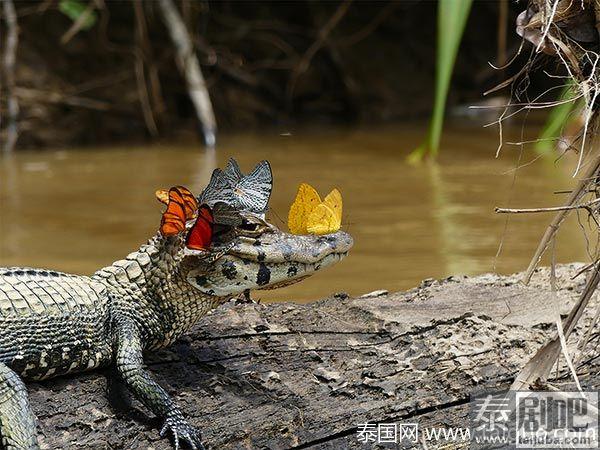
xmin=344 ymin=214 xmax=354 ymax=233
xmin=270 ymin=208 xmax=287 ymax=228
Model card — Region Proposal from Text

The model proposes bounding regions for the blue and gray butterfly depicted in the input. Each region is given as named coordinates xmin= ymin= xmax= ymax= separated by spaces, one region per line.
xmin=223 ymin=159 xmax=272 ymax=214
xmin=199 ymin=158 xmax=273 ymax=215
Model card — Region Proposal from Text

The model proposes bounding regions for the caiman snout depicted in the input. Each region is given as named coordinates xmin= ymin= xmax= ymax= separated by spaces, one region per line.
xmin=230 ymin=230 xmax=354 ymax=264
xmin=186 ymin=230 xmax=354 ymax=297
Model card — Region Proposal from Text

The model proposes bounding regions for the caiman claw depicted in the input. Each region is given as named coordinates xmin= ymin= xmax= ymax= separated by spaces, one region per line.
xmin=160 ymin=412 xmax=205 ymax=450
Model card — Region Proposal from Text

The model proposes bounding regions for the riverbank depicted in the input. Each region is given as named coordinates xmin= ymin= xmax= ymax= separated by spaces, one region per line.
xmin=32 ymin=263 xmax=599 ymax=449
xmin=4 ymin=2 xmax=524 ymax=149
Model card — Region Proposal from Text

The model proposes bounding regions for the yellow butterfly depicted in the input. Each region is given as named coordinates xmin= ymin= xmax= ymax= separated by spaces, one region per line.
xmin=288 ymin=183 xmax=342 ymax=235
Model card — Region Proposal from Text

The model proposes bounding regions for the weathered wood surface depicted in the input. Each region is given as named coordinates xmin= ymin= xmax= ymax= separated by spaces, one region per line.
xmin=29 ymin=264 xmax=600 ymax=449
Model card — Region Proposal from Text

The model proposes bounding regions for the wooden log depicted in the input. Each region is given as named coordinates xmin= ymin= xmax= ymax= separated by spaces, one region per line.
xmin=28 ymin=263 xmax=599 ymax=449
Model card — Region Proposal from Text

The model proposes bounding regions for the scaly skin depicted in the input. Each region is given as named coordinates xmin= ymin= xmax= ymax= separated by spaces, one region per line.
xmin=0 ymin=220 xmax=353 ymax=449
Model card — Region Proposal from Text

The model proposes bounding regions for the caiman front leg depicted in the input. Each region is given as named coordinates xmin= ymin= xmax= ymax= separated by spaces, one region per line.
xmin=114 ymin=319 xmax=204 ymax=450
xmin=0 ymin=363 xmax=38 ymax=450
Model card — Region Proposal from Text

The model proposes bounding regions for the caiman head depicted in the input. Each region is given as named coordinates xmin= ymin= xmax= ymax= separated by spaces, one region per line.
xmin=179 ymin=159 xmax=353 ymax=299
xmin=184 ymin=221 xmax=353 ymax=298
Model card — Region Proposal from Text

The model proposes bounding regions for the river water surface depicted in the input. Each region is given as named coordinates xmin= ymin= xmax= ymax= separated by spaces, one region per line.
xmin=0 ymin=124 xmax=592 ymax=302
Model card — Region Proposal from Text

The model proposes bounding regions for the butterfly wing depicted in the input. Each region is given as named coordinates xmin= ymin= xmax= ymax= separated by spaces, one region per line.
xmin=234 ymin=160 xmax=273 ymax=213
xmin=160 ymin=197 xmax=186 ymax=236
xmin=306 ymin=203 xmax=338 ymax=235
xmin=155 ymin=189 xmax=170 ymax=205
xmin=173 ymin=186 xmax=198 ymax=220
xmin=198 ymin=168 xmax=238 ymax=207
xmin=322 ymin=188 xmax=342 ymax=230
xmin=159 ymin=186 xmax=199 ymax=236
xmin=212 ymin=201 xmax=243 ymax=227
xmin=288 ymin=183 xmax=322 ymax=235
xmin=223 ymin=158 xmax=244 ymax=185
xmin=160 ymin=209 xmax=186 ymax=236
xmin=186 ymin=205 xmax=214 ymax=250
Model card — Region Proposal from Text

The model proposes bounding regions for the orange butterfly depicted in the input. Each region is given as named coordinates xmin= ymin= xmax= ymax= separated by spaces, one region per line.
xmin=158 ymin=186 xmax=199 ymax=236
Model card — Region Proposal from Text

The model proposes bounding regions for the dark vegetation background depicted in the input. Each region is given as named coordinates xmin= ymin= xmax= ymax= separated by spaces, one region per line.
xmin=3 ymin=1 xmax=539 ymax=148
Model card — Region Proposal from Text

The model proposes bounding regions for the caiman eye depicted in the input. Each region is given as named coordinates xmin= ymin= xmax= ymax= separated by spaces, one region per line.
xmin=239 ymin=219 xmax=260 ymax=232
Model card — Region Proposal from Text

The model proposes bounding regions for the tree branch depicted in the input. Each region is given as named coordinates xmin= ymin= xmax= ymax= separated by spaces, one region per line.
xmin=158 ymin=0 xmax=216 ymax=148
xmin=2 ymin=0 xmax=19 ymax=153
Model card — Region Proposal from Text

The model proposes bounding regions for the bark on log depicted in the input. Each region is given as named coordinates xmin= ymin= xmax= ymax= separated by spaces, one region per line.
xmin=28 ymin=264 xmax=600 ymax=449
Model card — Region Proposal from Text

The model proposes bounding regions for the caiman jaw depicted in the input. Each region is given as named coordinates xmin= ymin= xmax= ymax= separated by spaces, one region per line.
xmin=186 ymin=230 xmax=353 ymax=297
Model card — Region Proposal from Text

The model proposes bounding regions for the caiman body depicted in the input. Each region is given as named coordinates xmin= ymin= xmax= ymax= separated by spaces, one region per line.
xmin=0 ymin=163 xmax=353 ymax=450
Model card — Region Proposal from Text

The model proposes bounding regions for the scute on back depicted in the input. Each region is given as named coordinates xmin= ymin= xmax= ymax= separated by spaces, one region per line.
xmin=0 ymin=268 xmax=107 ymax=318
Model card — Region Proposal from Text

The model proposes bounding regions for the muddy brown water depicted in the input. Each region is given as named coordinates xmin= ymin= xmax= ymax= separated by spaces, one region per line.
xmin=0 ymin=124 xmax=592 ymax=302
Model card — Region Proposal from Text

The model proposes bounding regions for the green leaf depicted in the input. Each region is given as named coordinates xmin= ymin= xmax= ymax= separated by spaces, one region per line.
xmin=408 ymin=0 xmax=473 ymax=162
xmin=58 ymin=0 xmax=97 ymax=30
xmin=535 ymin=83 xmax=580 ymax=154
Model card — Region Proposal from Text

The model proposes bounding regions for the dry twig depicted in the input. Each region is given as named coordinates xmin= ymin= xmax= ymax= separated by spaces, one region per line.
xmin=285 ymin=0 xmax=352 ymax=108
xmin=60 ymin=0 xmax=98 ymax=45
xmin=511 ymin=261 xmax=600 ymax=391
xmin=523 ymin=152 xmax=600 ymax=284
xmin=133 ymin=0 xmax=158 ymax=137
xmin=158 ymin=0 xmax=216 ymax=148
xmin=495 ymin=198 xmax=600 ymax=214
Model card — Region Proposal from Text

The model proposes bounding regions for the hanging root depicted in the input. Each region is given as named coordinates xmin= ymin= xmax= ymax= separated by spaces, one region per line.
xmin=505 ymin=0 xmax=600 ymax=393
xmin=513 ymin=0 xmax=600 ymax=280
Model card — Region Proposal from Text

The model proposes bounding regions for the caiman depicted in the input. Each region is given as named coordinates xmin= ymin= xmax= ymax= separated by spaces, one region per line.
xmin=0 ymin=160 xmax=353 ymax=450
